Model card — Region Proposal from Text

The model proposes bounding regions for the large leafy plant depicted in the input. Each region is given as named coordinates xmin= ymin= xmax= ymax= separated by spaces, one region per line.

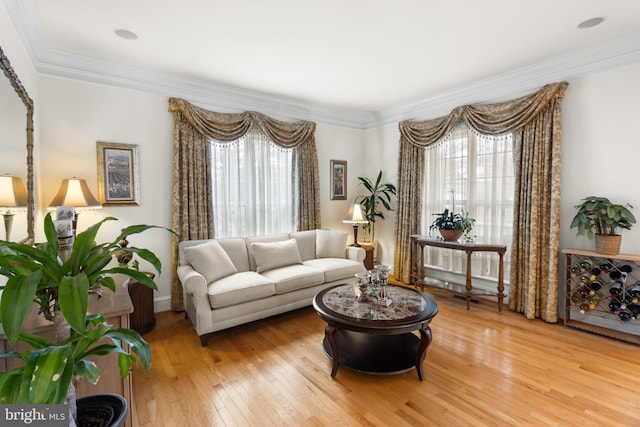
xmin=570 ymin=196 xmax=636 ymax=238
xmin=356 ymin=170 xmax=397 ymax=242
xmin=0 ymin=213 xmax=170 ymax=407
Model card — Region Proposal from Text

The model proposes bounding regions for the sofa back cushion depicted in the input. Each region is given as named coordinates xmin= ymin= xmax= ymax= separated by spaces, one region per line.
xmin=251 ymin=239 xmax=303 ymax=273
xmin=182 ymin=240 xmax=238 ymax=284
xmin=289 ymin=230 xmax=317 ymax=261
xmin=216 ymin=238 xmax=252 ymax=272
xmin=245 ymin=233 xmax=291 ymax=271
xmin=316 ymin=229 xmax=347 ymax=259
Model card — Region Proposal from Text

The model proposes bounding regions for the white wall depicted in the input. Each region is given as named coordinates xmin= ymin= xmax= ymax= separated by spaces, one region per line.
xmin=560 ymin=62 xmax=640 ymax=255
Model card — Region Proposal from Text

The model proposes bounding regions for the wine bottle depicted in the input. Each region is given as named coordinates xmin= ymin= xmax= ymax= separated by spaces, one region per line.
xmin=608 ymin=299 xmax=621 ymax=312
xmin=587 ymin=290 xmax=601 ymax=310
xmin=609 ymin=282 xmax=622 ymax=296
xmin=599 ymin=263 xmax=613 ymax=273
xmin=569 ymin=265 xmax=581 ymax=277
xmin=627 ymin=304 xmax=640 ymax=319
xmin=618 ymin=310 xmax=632 ymax=321
xmin=588 ymin=280 xmax=602 ymax=291
xmin=579 ymin=260 xmax=593 ymax=271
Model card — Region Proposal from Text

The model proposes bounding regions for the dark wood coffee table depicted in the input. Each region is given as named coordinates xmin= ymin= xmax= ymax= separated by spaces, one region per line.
xmin=312 ymin=283 xmax=438 ymax=380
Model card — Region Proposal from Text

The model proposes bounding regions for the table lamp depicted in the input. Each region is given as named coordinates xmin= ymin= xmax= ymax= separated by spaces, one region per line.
xmin=48 ymin=177 xmax=102 ymax=234
xmin=342 ymin=203 xmax=368 ymax=247
xmin=0 ymin=175 xmax=28 ymax=241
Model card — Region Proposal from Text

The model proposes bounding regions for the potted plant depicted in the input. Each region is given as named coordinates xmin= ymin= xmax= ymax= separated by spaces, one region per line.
xmin=570 ymin=196 xmax=636 ymax=255
xmin=355 ymin=170 xmax=397 ymax=242
xmin=430 ymin=208 xmax=475 ymax=241
xmin=0 ymin=213 xmax=173 ymax=426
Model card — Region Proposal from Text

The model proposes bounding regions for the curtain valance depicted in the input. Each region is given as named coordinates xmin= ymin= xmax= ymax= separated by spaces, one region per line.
xmin=398 ymin=82 xmax=568 ymax=146
xmin=168 ymin=97 xmax=316 ymax=147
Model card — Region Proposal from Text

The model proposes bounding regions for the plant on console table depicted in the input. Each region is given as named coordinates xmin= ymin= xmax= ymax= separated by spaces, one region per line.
xmin=430 ymin=208 xmax=475 ymax=242
xmin=570 ymin=195 xmax=636 ymax=255
xmin=0 ymin=213 xmax=173 ymax=426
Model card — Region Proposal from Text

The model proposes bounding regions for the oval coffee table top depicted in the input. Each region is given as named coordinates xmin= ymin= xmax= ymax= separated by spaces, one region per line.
xmin=313 ymin=283 xmax=438 ymax=332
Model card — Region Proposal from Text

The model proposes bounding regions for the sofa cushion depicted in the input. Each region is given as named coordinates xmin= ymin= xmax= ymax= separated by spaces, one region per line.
xmin=316 ymin=229 xmax=347 ymax=259
xmin=207 ymin=272 xmax=275 ymax=309
xmin=245 ymin=233 xmax=291 ymax=271
xmin=216 ymin=238 xmax=251 ymax=272
xmin=251 ymin=239 xmax=303 ymax=273
xmin=183 ymin=240 xmax=238 ymax=284
xmin=260 ymin=264 xmax=325 ymax=294
xmin=289 ymin=230 xmax=317 ymax=261
xmin=303 ymin=258 xmax=365 ymax=282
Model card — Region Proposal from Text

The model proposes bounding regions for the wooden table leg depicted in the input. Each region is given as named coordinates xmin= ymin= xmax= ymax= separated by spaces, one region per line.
xmin=325 ymin=324 xmax=339 ymax=378
xmin=497 ymin=251 xmax=505 ymax=312
xmin=417 ymin=243 xmax=425 ymax=290
xmin=465 ymin=250 xmax=473 ymax=310
xmin=416 ymin=326 xmax=433 ymax=381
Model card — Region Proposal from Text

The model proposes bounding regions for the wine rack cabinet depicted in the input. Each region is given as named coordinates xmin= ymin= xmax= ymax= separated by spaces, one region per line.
xmin=562 ymin=248 xmax=640 ymax=345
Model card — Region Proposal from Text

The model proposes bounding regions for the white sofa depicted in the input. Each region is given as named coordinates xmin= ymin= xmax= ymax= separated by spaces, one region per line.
xmin=177 ymin=229 xmax=366 ymax=346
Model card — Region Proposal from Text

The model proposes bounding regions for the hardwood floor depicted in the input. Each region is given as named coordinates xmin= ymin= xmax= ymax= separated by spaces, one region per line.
xmin=131 ymin=286 xmax=640 ymax=426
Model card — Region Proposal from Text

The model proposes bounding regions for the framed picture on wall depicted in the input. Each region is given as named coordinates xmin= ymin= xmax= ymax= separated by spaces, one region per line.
xmin=330 ymin=160 xmax=347 ymax=200
xmin=96 ymin=141 xmax=140 ymax=205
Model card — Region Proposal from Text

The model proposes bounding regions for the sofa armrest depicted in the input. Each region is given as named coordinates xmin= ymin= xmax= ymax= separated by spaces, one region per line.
xmin=346 ymin=246 xmax=365 ymax=263
xmin=177 ymin=265 xmax=207 ymax=297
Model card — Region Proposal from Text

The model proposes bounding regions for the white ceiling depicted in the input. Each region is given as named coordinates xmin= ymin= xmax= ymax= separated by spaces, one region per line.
xmin=5 ymin=0 xmax=640 ymax=127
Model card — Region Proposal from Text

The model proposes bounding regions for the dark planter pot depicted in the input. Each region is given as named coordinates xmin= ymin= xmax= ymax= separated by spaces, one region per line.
xmin=439 ymin=229 xmax=463 ymax=241
xmin=77 ymin=394 xmax=127 ymax=427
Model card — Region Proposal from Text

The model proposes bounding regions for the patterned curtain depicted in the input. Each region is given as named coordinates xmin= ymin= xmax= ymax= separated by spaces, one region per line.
xmin=395 ymin=82 xmax=568 ymax=321
xmin=168 ymin=98 xmax=320 ymax=310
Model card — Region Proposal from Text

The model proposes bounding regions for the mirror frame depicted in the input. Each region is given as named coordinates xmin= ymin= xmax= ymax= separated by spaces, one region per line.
xmin=0 ymin=46 xmax=34 ymax=243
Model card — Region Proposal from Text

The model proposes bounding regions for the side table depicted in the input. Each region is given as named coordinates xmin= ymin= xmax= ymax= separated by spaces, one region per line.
xmin=361 ymin=244 xmax=375 ymax=270
xmin=126 ymin=273 xmax=156 ymax=335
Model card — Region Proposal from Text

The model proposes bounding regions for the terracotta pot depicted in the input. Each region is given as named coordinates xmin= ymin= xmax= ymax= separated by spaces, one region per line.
xmin=595 ymin=234 xmax=621 ymax=255
xmin=439 ymin=229 xmax=463 ymax=241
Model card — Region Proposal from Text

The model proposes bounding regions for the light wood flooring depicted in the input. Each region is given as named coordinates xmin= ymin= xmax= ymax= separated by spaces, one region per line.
xmin=131 ymin=286 xmax=640 ymax=427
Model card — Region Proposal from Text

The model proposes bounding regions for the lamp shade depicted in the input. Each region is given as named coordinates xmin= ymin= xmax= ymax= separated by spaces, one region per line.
xmin=342 ymin=203 xmax=368 ymax=224
xmin=0 ymin=175 xmax=28 ymax=208
xmin=48 ymin=178 xmax=101 ymax=208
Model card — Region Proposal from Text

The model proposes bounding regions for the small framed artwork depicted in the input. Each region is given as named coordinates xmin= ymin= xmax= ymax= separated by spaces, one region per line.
xmin=96 ymin=141 xmax=140 ymax=205
xmin=330 ymin=160 xmax=347 ymax=200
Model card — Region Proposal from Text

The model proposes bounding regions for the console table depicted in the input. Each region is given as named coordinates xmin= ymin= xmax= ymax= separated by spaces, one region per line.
xmin=0 ymin=279 xmax=134 ymax=427
xmin=410 ymin=235 xmax=507 ymax=311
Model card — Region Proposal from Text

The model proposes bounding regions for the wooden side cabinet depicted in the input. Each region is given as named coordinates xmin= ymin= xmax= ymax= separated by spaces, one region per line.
xmin=0 ymin=282 xmax=135 ymax=427
xmin=562 ymin=248 xmax=640 ymax=345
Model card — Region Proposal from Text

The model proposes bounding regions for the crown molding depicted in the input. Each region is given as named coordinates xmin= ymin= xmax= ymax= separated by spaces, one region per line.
xmin=5 ymin=0 xmax=640 ymax=129
xmin=376 ymin=32 xmax=640 ymax=126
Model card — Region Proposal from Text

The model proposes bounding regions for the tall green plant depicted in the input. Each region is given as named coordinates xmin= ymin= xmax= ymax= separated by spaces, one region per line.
xmin=0 ymin=213 xmax=172 ymax=407
xmin=356 ymin=170 xmax=397 ymax=242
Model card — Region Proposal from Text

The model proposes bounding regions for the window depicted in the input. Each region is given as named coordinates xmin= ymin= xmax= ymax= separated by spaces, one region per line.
xmin=421 ymin=123 xmax=514 ymax=292
xmin=210 ymin=126 xmax=297 ymax=238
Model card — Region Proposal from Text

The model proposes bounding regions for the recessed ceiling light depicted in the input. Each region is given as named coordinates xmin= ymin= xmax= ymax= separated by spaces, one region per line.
xmin=577 ymin=17 xmax=605 ymax=29
xmin=115 ymin=29 xmax=138 ymax=40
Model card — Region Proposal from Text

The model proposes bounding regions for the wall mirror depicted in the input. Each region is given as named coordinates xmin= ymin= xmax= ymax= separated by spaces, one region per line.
xmin=0 ymin=45 xmax=34 ymax=243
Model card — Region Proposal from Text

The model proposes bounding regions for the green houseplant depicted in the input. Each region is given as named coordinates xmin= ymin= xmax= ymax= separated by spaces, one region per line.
xmin=355 ymin=170 xmax=397 ymax=242
xmin=430 ymin=208 xmax=475 ymax=241
xmin=0 ymin=213 xmax=172 ymax=425
xmin=570 ymin=196 xmax=636 ymax=255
